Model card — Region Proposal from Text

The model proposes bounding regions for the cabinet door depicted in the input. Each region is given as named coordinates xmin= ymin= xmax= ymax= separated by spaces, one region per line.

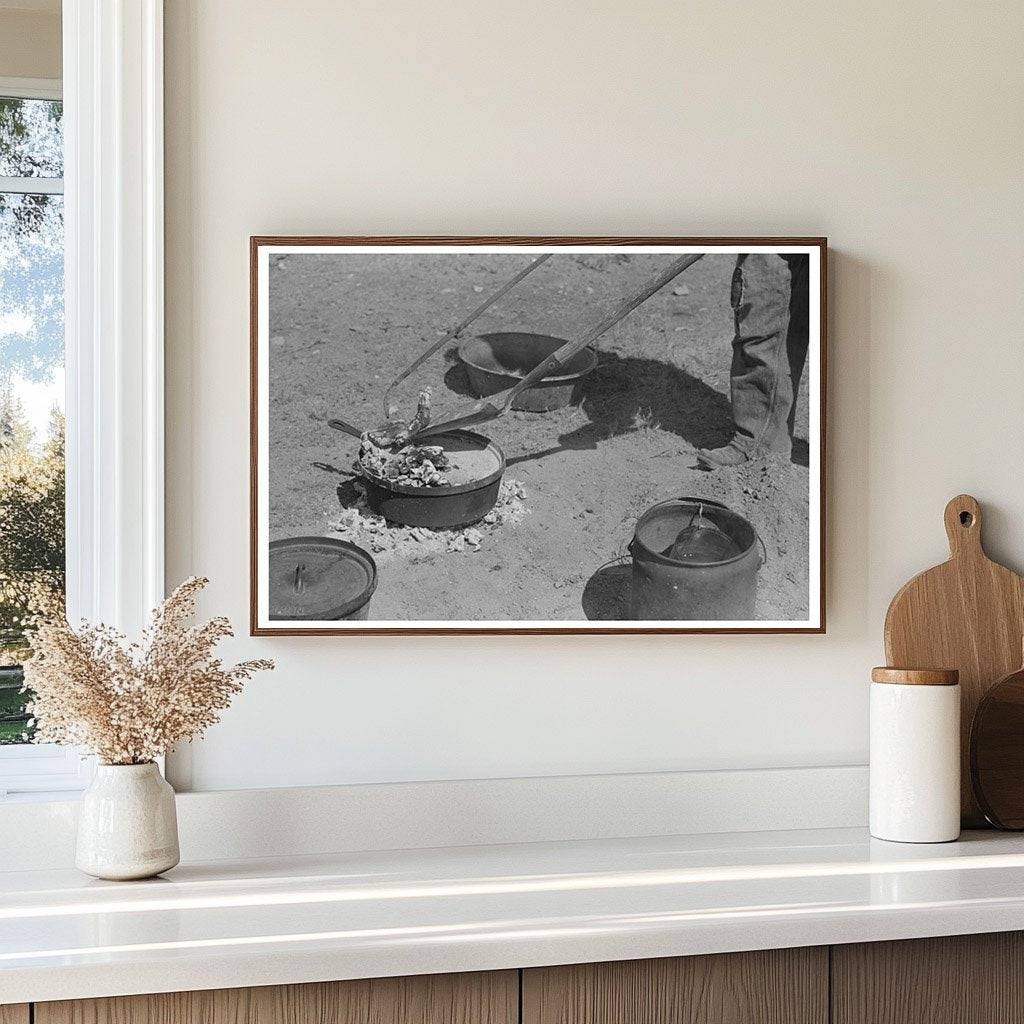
xmin=0 ymin=1006 xmax=29 ymax=1024
xmin=832 ymin=932 xmax=1024 ymax=1024
xmin=523 ymin=948 xmax=828 ymax=1024
xmin=35 ymin=970 xmax=517 ymax=1024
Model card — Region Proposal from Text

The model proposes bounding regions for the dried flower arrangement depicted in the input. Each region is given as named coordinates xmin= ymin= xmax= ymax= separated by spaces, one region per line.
xmin=22 ymin=576 xmax=273 ymax=765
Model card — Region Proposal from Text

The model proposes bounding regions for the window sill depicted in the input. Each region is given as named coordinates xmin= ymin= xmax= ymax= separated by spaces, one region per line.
xmin=0 ymin=744 xmax=93 ymax=799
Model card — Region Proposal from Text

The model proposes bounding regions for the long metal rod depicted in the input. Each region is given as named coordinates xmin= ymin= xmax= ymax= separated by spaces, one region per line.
xmin=410 ymin=253 xmax=705 ymax=441
xmin=382 ymin=253 xmax=552 ymax=417
xmin=503 ymin=254 xmax=704 ymax=409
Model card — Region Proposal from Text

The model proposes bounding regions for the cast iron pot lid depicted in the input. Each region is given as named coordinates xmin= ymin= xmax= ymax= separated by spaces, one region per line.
xmin=268 ymin=537 xmax=377 ymax=620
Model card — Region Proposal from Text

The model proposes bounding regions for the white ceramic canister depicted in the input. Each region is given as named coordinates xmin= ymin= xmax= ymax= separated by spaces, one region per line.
xmin=76 ymin=762 xmax=180 ymax=880
xmin=869 ymin=667 xmax=961 ymax=843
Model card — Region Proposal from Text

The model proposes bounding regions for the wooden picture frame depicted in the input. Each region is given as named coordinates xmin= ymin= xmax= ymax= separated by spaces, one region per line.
xmin=251 ymin=237 xmax=827 ymax=635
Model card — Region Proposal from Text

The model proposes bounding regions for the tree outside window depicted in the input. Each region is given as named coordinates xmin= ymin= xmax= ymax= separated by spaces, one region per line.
xmin=0 ymin=94 xmax=65 ymax=744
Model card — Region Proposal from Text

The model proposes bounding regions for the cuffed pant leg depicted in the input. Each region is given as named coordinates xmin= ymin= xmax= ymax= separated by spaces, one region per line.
xmin=729 ymin=254 xmax=794 ymax=455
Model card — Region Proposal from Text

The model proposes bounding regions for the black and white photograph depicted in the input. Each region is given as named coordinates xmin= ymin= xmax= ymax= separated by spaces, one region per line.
xmin=251 ymin=239 xmax=825 ymax=633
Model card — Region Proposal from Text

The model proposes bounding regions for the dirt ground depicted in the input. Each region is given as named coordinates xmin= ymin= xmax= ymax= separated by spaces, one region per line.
xmin=267 ymin=252 xmax=811 ymax=621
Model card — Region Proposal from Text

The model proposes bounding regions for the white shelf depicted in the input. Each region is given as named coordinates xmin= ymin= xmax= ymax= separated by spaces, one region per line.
xmin=4 ymin=827 xmax=1024 ymax=1004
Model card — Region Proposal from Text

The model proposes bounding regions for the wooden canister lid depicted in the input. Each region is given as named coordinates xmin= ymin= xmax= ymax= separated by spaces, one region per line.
xmin=871 ymin=666 xmax=959 ymax=686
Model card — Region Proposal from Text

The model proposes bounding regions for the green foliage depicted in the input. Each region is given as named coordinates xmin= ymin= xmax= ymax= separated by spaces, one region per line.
xmin=0 ymin=97 xmax=61 ymax=240
xmin=1 ymin=96 xmax=65 ymax=741
xmin=0 ymin=97 xmax=62 ymax=176
xmin=0 ymin=396 xmax=65 ymax=742
xmin=0 ymin=667 xmax=30 ymax=744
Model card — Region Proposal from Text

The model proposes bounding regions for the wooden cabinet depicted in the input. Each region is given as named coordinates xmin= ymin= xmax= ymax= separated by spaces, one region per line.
xmin=522 ymin=948 xmax=828 ymax=1024
xmin=23 ymin=932 xmax=1024 ymax=1024
xmin=34 ymin=971 xmax=517 ymax=1024
xmin=832 ymin=932 xmax=1024 ymax=1024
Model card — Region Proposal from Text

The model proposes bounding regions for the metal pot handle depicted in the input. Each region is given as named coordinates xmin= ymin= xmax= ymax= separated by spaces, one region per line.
xmin=757 ymin=534 xmax=768 ymax=566
xmin=671 ymin=495 xmax=730 ymax=511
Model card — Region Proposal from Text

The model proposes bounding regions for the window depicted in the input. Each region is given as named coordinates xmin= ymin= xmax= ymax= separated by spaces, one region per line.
xmin=0 ymin=4 xmax=166 ymax=798
xmin=0 ymin=80 xmax=82 ymax=796
xmin=0 ymin=88 xmax=66 ymax=737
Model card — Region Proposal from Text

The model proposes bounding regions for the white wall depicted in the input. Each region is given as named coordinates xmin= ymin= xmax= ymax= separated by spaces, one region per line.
xmin=0 ymin=4 xmax=61 ymax=80
xmin=164 ymin=0 xmax=1024 ymax=792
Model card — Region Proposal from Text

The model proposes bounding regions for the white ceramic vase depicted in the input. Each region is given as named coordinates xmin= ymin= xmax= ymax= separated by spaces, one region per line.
xmin=76 ymin=762 xmax=180 ymax=880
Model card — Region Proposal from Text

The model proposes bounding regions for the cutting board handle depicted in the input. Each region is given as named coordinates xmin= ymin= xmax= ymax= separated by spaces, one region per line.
xmin=944 ymin=494 xmax=983 ymax=559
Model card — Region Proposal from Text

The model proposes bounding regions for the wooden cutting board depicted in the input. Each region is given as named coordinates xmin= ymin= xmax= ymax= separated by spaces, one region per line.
xmin=884 ymin=494 xmax=1024 ymax=826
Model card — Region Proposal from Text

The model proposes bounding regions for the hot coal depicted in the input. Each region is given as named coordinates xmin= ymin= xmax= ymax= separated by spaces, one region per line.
xmin=356 ymin=436 xmax=453 ymax=488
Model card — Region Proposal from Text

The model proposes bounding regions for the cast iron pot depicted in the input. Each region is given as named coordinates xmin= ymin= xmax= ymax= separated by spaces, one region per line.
xmin=360 ymin=429 xmax=506 ymax=529
xmin=458 ymin=332 xmax=597 ymax=413
xmin=629 ymin=497 xmax=764 ymax=621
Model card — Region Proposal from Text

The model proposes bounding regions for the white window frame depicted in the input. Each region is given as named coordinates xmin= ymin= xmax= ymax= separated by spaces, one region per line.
xmin=0 ymin=77 xmax=61 ymax=101
xmin=0 ymin=0 xmax=165 ymax=799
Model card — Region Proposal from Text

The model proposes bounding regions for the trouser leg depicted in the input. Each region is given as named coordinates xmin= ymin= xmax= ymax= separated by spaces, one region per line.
xmin=784 ymin=255 xmax=810 ymax=440
xmin=729 ymin=254 xmax=796 ymax=455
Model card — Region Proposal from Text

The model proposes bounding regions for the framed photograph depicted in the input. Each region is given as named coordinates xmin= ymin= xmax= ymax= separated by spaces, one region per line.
xmin=250 ymin=237 xmax=826 ymax=635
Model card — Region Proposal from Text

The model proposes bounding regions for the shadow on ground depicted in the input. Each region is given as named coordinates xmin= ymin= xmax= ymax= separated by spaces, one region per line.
xmin=447 ymin=349 xmax=734 ymax=462
xmin=448 ymin=349 xmax=808 ymax=467
xmin=335 ymin=478 xmax=362 ymax=509
xmin=581 ymin=561 xmax=632 ymax=621
xmin=567 ymin=352 xmax=734 ymax=450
